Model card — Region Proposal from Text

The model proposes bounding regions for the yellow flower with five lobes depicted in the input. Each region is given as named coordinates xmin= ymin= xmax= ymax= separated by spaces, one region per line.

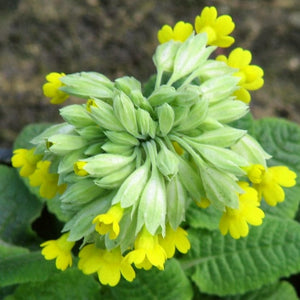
xmin=247 ymin=164 xmax=297 ymax=206
xmin=125 ymin=226 xmax=167 ymax=270
xmin=11 ymin=148 xmax=42 ymax=177
xmin=158 ymin=225 xmax=190 ymax=258
xmin=78 ymin=244 xmax=135 ymax=286
xmin=216 ymin=48 xmax=264 ymax=103
xmin=43 ymin=72 xmax=69 ymax=104
xmin=93 ymin=203 xmax=124 ymax=239
xmin=219 ymin=182 xmax=265 ymax=239
xmin=40 ymin=233 xmax=75 ymax=271
xmin=194 ymin=6 xmax=235 ymax=48
xmin=157 ymin=21 xmax=193 ymax=43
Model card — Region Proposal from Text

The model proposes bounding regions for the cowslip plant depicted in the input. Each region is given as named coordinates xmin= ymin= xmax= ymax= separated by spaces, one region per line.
xmin=1 ymin=6 xmax=300 ymax=300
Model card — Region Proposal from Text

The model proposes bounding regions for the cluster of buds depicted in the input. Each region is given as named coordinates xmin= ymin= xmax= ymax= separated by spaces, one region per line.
xmin=12 ymin=6 xmax=296 ymax=286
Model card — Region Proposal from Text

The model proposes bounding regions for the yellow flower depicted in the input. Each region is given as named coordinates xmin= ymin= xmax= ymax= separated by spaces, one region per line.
xmin=195 ymin=197 xmax=211 ymax=209
xmin=194 ymin=6 xmax=235 ymax=47
xmin=125 ymin=226 xmax=167 ymax=270
xmin=219 ymin=182 xmax=265 ymax=239
xmin=247 ymin=164 xmax=297 ymax=206
xmin=29 ymin=160 xmax=66 ymax=199
xmin=157 ymin=21 xmax=193 ymax=44
xmin=40 ymin=233 xmax=75 ymax=271
xmin=93 ymin=203 xmax=124 ymax=239
xmin=78 ymin=244 xmax=135 ymax=286
xmin=158 ymin=225 xmax=190 ymax=258
xmin=216 ymin=48 xmax=264 ymax=103
xmin=74 ymin=161 xmax=89 ymax=176
xmin=11 ymin=148 xmax=42 ymax=177
xmin=43 ymin=72 xmax=69 ymax=104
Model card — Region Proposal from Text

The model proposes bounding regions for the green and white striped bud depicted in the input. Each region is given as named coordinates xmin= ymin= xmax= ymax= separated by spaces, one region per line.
xmin=157 ymin=103 xmax=175 ymax=136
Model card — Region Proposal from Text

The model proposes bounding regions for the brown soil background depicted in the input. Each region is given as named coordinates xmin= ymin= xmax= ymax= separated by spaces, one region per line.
xmin=0 ymin=0 xmax=299 ymax=148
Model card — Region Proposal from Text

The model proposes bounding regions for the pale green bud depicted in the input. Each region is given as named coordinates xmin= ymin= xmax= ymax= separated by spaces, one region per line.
xmin=60 ymin=72 xmax=113 ymax=99
xmin=104 ymin=131 xmax=139 ymax=146
xmin=147 ymin=85 xmax=177 ymax=106
xmin=84 ymin=143 xmax=103 ymax=156
xmin=178 ymin=157 xmax=205 ymax=201
xmin=101 ymin=141 xmax=134 ymax=156
xmin=187 ymin=127 xmax=246 ymax=147
xmin=59 ymin=104 xmax=94 ymax=127
xmin=192 ymin=143 xmax=248 ymax=176
xmin=137 ymin=168 xmax=166 ymax=235
xmin=58 ymin=148 xmax=86 ymax=174
xmin=130 ymin=90 xmax=153 ymax=113
xmin=166 ymin=176 xmax=186 ymax=229
xmin=76 ymin=126 xmax=105 ymax=140
xmin=208 ymin=99 xmax=248 ymax=123
xmin=175 ymin=98 xmax=208 ymax=132
xmin=88 ymin=98 xmax=124 ymax=131
xmin=231 ymin=134 xmax=271 ymax=167
xmin=63 ymin=192 xmax=113 ymax=241
xmin=173 ymin=105 xmax=189 ymax=126
xmin=47 ymin=134 xmax=87 ymax=155
xmin=173 ymin=85 xmax=200 ymax=106
xmin=113 ymin=91 xmax=139 ymax=136
xmin=197 ymin=60 xmax=235 ymax=81
xmin=153 ymin=40 xmax=181 ymax=72
xmin=168 ymin=33 xmax=214 ymax=85
xmin=94 ymin=163 xmax=135 ymax=189
xmin=61 ymin=179 xmax=104 ymax=207
xmin=81 ymin=153 xmax=135 ymax=177
xmin=115 ymin=76 xmax=141 ymax=96
xmin=199 ymin=75 xmax=239 ymax=104
xmin=156 ymin=144 xmax=179 ymax=180
xmin=136 ymin=108 xmax=157 ymax=138
xmin=199 ymin=164 xmax=243 ymax=210
xmin=157 ymin=103 xmax=175 ymax=136
xmin=112 ymin=162 xmax=150 ymax=208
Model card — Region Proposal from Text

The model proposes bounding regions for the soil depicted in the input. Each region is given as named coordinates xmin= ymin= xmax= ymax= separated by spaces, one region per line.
xmin=0 ymin=0 xmax=299 ymax=148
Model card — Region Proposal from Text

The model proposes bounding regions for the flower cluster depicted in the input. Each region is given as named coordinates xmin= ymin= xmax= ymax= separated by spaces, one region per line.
xmin=12 ymin=6 xmax=296 ymax=286
xmin=157 ymin=6 xmax=264 ymax=103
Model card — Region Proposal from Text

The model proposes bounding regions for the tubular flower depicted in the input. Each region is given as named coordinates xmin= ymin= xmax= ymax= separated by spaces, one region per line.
xmin=219 ymin=182 xmax=265 ymax=239
xmin=43 ymin=72 xmax=69 ymax=104
xmin=93 ymin=203 xmax=124 ymax=239
xmin=125 ymin=226 xmax=167 ymax=270
xmin=247 ymin=164 xmax=297 ymax=206
xmin=158 ymin=225 xmax=190 ymax=258
xmin=216 ymin=48 xmax=264 ymax=103
xmin=29 ymin=160 xmax=66 ymax=199
xmin=78 ymin=244 xmax=135 ymax=286
xmin=40 ymin=233 xmax=75 ymax=271
xmin=11 ymin=148 xmax=42 ymax=177
xmin=194 ymin=6 xmax=235 ymax=47
xmin=158 ymin=21 xmax=193 ymax=44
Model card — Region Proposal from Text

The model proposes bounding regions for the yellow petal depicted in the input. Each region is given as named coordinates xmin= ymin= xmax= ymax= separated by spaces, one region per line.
xmin=269 ymin=166 xmax=297 ymax=187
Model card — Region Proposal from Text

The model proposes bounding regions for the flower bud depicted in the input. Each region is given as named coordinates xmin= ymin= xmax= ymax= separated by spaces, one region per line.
xmin=153 ymin=40 xmax=181 ymax=72
xmin=156 ymin=144 xmax=179 ymax=180
xmin=60 ymin=72 xmax=113 ymax=99
xmin=147 ymin=85 xmax=177 ymax=107
xmin=113 ymin=91 xmax=139 ymax=136
xmin=101 ymin=141 xmax=134 ymax=156
xmin=60 ymin=104 xmax=94 ymax=128
xmin=115 ymin=76 xmax=141 ymax=96
xmin=166 ymin=176 xmax=186 ymax=229
xmin=47 ymin=134 xmax=87 ymax=155
xmin=104 ymin=131 xmax=139 ymax=146
xmin=157 ymin=103 xmax=175 ymax=136
xmin=136 ymin=108 xmax=157 ymax=138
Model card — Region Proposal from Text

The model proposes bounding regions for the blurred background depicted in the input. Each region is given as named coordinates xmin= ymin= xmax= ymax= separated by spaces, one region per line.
xmin=0 ymin=0 xmax=299 ymax=148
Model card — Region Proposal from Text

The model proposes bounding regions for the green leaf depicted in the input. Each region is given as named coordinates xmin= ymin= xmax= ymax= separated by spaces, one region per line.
xmin=109 ymin=259 xmax=193 ymax=300
xmin=224 ymin=281 xmax=299 ymax=300
xmin=182 ymin=215 xmax=300 ymax=296
xmin=0 ymin=251 xmax=58 ymax=288
xmin=4 ymin=267 xmax=100 ymax=300
xmin=0 ymin=166 xmax=43 ymax=246
xmin=13 ymin=123 xmax=52 ymax=150
xmin=0 ymin=240 xmax=29 ymax=259
xmin=186 ymin=202 xmax=222 ymax=231
xmin=253 ymin=118 xmax=300 ymax=219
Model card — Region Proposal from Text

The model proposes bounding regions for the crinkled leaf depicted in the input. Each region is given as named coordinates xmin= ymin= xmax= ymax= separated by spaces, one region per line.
xmin=0 ymin=166 xmax=43 ymax=246
xmin=109 ymin=259 xmax=193 ymax=300
xmin=183 ymin=215 xmax=300 ymax=296
xmin=4 ymin=267 xmax=100 ymax=300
